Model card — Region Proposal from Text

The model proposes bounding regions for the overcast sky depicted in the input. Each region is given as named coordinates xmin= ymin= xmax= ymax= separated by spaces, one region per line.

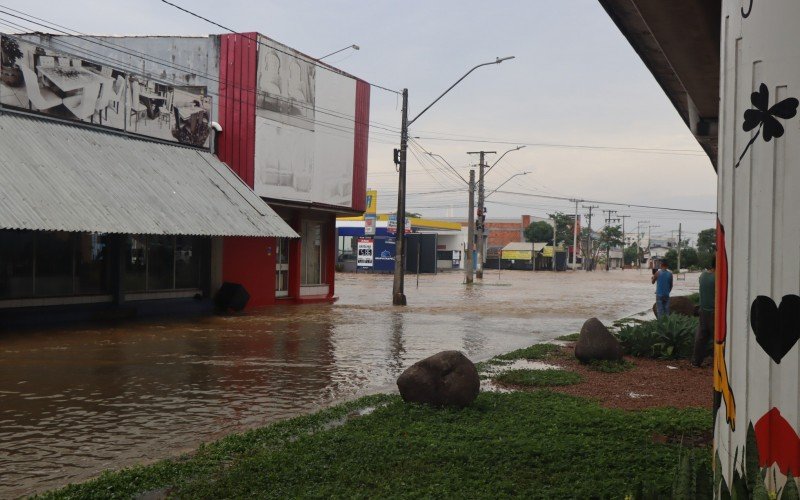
xmin=2 ymin=0 xmax=718 ymax=241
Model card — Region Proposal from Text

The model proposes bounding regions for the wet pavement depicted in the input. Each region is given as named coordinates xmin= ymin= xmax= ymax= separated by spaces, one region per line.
xmin=0 ymin=270 xmax=698 ymax=497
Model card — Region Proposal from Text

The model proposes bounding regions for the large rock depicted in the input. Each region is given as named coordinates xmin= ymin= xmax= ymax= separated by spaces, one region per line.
xmin=574 ymin=317 xmax=623 ymax=363
xmin=652 ymin=296 xmax=699 ymax=317
xmin=397 ymin=351 xmax=480 ymax=408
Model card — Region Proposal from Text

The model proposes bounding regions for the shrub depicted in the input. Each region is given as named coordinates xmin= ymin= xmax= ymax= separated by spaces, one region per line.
xmin=617 ymin=315 xmax=698 ymax=359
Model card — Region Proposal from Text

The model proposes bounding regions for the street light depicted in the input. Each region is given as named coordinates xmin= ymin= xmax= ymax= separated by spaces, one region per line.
xmin=319 ymin=44 xmax=360 ymax=60
xmin=392 ymin=56 xmax=515 ymax=306
xmin=486 ymin=172 xmax=529 ymax=198
xmin=485 ymin=145 xmax=525 ymax=175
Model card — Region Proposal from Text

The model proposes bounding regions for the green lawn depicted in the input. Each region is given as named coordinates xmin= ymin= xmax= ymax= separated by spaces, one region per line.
xmin=47 ymin=391 xmax=710 ymax=499
xmin=494 ymin=368 xmax=583 ymax=387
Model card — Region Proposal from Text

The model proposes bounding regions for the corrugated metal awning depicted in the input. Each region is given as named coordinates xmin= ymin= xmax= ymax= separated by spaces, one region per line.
xmin=0 ymin=112 xmax=297 ymax=238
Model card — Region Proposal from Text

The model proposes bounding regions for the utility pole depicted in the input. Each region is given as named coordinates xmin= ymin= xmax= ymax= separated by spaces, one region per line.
xmin=392 ymin=88 xmax=409 ymax=306
xmin=636 ymin=220 xmax=649 ymax=271
xmin=647 ymin=224 xmax=660 ymax=269
xmin=619 ymin=215 xmax=630 ymax=270
xmin=583 ymin=205 xmax=598 ymax=271
xmin=602 ymin=210 xmax=618 ymax=271
xmin=570 ymin=198 xmax=582 ymax=270
xmin=467 ymin=150 xmax=496 ymax=279
xmin=552 ymin=216 xmax=557 ymax=271
xmin=677 ymin=223 xmax=682 ymax=272
xmin=389 ymin=56 xmax=515 ymax=306
xmin=465 ymin=169 xmax=476 ymax=284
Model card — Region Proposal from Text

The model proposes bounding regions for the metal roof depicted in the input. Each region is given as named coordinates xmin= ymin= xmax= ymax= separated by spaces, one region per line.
xmin=0 ymin=112 xmax=297 ymax=237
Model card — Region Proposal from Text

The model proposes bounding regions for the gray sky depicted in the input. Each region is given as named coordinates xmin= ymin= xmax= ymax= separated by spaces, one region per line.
xmin=2 ymin=0 xmax=718 ymax=242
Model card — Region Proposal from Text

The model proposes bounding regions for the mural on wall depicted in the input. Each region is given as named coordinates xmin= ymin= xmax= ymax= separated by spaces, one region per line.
xmin=253 ymin=36 xmax=357 ymax=208
xmin=714 ymin=222 xmax=735 ymax=431
xmin=0 ymin=34 xmax=212 ymax=148
xmin=735 ymin=83 xmax=798 ymax=167
xmin=716 ymin=1 xmax=800 ymax=496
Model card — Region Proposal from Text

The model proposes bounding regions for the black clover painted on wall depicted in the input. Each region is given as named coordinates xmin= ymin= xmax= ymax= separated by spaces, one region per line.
xmin=735 ymin=84 xmax=799 ymax=168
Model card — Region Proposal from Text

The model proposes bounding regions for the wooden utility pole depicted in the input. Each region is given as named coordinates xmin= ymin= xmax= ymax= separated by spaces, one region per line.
xmin=618 ymin=215 xmax=630 ymax=270
xmin=465 ymin=169 xmax=475 ymax=284
xmin=391 ymin=88 xmax=409 ymax=306
xmin=552 ymin=216 xmax=557 ymax=270
xmin=570 ymin=198 xmax=582 ymax=270
xmin=583 ymin=205 xmax=598 ymax=271
xmin=677 ymin=223 xmax=682 ymax=272
xmin=467 ymin=150 xmax=495 ymax=279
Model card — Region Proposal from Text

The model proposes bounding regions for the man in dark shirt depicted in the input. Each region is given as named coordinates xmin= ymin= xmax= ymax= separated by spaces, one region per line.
xmin=692 ymin=256 xmax=716 ymax=367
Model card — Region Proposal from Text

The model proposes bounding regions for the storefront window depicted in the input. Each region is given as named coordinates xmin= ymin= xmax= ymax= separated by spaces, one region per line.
xmin=0 ymin=230 xmax=34 ymax=298
xmin=35 ymin=232 xmax=74 ymax=296
xmin=301 ymin=221 xmax=323 ymax=285
xmin=124 ymin=235 xmax=147 ymax=291
xmin=147 ymin=235 xmax=174 ymax=290
xmin=76 ymin=233 xmax=110 ymax=294
xmin=175 ymin=236 xmax=201 ymax=289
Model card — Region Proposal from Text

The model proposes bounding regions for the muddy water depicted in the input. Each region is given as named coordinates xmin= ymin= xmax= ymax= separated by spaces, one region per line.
xmin=0 ymin=270 xmax=698 ymax=497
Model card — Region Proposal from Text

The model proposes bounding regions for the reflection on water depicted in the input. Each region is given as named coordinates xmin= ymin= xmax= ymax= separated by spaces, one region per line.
xmin=0 ymin=270 xmax=698 ymax=497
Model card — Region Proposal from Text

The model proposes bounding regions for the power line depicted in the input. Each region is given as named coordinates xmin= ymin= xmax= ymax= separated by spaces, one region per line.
xmin=158 ymin=0 xmax=401 ymax=96
xmin=0 ymin=9 xmax=402 ymax=133
xmin=410 ymin=135 xmax=708 ymax=157
xmin=493 ymin=190 xmax=716 ymax=215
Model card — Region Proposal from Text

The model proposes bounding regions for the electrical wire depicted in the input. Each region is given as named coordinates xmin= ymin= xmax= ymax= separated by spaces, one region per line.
xmin=0 ymin=9 xmax=402 ymax=134
xmin=158 ymin=0 xmax=401 ymax=95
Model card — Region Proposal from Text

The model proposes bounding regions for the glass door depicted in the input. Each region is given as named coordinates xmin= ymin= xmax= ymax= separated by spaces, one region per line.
xmin=275 ymin=238 xmax=290 ymax=297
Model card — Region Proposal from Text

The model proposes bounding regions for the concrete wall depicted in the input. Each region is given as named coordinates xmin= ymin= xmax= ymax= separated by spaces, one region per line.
xmin=716 ymin=1 xmax=800 ymax=492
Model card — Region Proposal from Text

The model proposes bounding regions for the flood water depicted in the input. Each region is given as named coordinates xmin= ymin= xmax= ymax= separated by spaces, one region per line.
xmin=0 ymin=270 xmax=698 ymax=497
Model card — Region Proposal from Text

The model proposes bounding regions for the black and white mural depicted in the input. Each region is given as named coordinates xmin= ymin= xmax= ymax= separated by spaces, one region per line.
xmin=0 ymin=34 xmax=212 ymax=148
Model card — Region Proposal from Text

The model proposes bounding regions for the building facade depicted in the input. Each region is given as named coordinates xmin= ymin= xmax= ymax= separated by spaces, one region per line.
xmin=0 ymin=30 xmax=369 ymax=318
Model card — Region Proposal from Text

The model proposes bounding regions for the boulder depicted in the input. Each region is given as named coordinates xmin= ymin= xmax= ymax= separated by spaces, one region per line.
xmin=652 ymin=296 xmax=698 ymax=317
xmin=397 ymin=351 xmax=480 ymax=408
xmin=574 ymin=317 xmax=623 ymax=363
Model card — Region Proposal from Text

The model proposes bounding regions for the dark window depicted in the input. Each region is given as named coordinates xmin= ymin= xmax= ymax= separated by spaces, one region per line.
xmin=124 ymin=235 xmax=147 ymax=291
xmin=35 ymin=232 xmax=74 ymax=296
xmin=76 ymin=233 xmax=111 ymax=294
xmin=0 ymin=230 xmax=34 ymax=298
xmin=175 ymin=236 xmax=201 ymax=289
xmin=147 ymin=236 xmax=175 ymax=290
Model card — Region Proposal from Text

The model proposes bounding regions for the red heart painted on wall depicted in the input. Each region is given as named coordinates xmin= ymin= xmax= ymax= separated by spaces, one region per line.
xmin=754 ymin=407 xmax=800 ymax=475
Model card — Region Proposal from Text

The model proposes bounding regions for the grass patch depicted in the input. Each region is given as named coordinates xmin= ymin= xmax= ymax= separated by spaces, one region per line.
xmin=45 ymin=391 xmax=711 ymax=499
xmin=555 ymin=332 xmax=579 ymax=341
xmin=495 ymin=343 xmax=561 ymax=361
xmin=588 ymin=359 xmax=635 ymax=373
xmin=494 ymin=368 xmax=583 ymax=387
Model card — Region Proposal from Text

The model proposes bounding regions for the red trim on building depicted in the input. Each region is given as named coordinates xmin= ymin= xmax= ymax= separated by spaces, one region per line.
xmin=326 ymin=214 xmax=337 ymax=298
xmin=222 ymin=237 xmax=276 ymax=309
xmin=351 ymin=79 xmax=370 ymax=212
xmin=217 ymin=33 xmax=258 ymax=187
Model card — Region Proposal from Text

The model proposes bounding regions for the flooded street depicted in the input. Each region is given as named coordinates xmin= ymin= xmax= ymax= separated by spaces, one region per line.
xmin=0 ymin=270 xmax=698 ymax=497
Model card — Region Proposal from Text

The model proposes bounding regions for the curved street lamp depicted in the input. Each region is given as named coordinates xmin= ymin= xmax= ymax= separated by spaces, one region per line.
xmin=392 ymin=56 xmax=515 ymax=305
xmin=486 ymin=172 xmax=529 ymax=199
xmin=319 ymin=44 xmax=360 ymax=60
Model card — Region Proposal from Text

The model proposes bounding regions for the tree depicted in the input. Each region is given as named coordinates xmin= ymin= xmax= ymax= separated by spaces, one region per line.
xmin=579 ymin=225 xmax=622 ymax=270
xmin=696 ymin=228 xmax=716 ymax=254
xmin=623 ymin=244 xmax=639 ymax=265
xmin=524 ymin=221 xmax=552 ymax=243
xmin=547 ymin=212 xmax=578 ymax=246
